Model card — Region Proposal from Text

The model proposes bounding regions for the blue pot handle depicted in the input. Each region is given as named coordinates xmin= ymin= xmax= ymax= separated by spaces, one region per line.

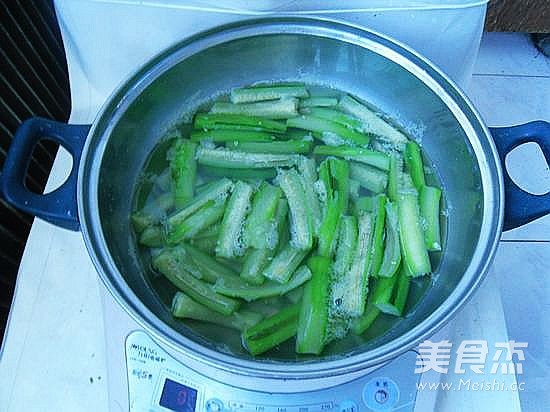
xmin=490 ymin=120 xmax=550 ymax=231
xmin=0 ymin=117 xmax=91 ymax=231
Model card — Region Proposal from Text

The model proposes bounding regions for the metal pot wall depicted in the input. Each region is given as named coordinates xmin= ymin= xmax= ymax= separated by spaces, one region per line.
xmin=2 ymin=18 xmax=550 ymax=383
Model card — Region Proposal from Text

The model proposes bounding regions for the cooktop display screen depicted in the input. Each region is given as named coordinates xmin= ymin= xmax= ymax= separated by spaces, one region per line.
xmin=159 ymin=378 xmax=198 ymax=412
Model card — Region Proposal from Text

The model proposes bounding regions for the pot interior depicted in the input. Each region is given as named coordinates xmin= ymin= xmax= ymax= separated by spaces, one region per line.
xmin=90 ymin=21 xmax=498 ymax=367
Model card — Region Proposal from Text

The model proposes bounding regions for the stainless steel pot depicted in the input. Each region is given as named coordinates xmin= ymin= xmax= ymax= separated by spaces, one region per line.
xmin=2 ymin=18 xmax=550 ymax=383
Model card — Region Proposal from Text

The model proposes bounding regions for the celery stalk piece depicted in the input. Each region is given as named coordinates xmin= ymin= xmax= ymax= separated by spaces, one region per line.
xmin=349 ymin=162 xmax=388 ymax=194
xmin=172 ymin=292 xmax=262 ymax=331
xmin=193 ymin=222 xmax=221 ymax=239
xmin=276 ymin=168 xmax=313 ymax=250
xmin=243 ymin=182 xmax=282 ymax=250
xmin=296 ymin=256 xmax=331 ymax=354
xmin=332 ymin=216 xmax=358 ymax=278
xmin=351 ymin=303 xmax=381 ymax=335
xmin=242 ymin=303 xmax=301 ymax=356
xmin=317 ymin=158 xmax=349 ymax=257
xmin=262 ymin=244 xmax=309 ymax=284
xmin=368 ymin=194 xmax=387 ymax=277
xmin=226 ymin=140 xmax=312 ymax=154
xmin=240 ymin=199 xmax=289 ymax=284
xmin=182 ymin=244 xmax=241 ymax=285
xmin=420 ymin=185 xmax=443 ymax=251
xmin=299 ymin=97 xmax=338 ymax=108
xmin=405 ymin=141 xmax=426 ymax=190
xmin=166 ymin=200 xmax=226 ymax=244
xmin=190 ymin=129 xmax=275 ymax=143
xmin=166 ymin=178 xmax=233 ymax=230
xmin=230 ymin=86 xmax=308 ymax=104
xmin=378 ymin=202 xmax=402 ymax=278
xmin=301 ymin=107 xmax=365 ymax=132
xmin=353 ymin=196 xmax=375 ymax=215
xmin=210 ymin=98 xmax=299 ymax=119
xmin=372 ymin=274 xmax=399 ymax=314
xmin=189 ymin=235 xmax=217 ymax=254
xmin=152 ymin=249 xmax=240 ymax=315
xmin=331 ymin=213 xmax=374 ymax=317
xmin=348 ymin=178 xmax=361 ymax=199
xmin=313 ymin=145 xmax=390 ymax=171
xmin=397 ymin=175 xmax=432 ymax=276
xmin=214 ymin=265 xmax=312 ymax=301
xmin=196 ymin=147 xmax=299 ymax=169
xmin=392 ymin=265 xmax=411 ymax=315
xmin=200 ymin=165 xmax=277 ymax=180
xmin=170 ymin=139 xmax=197 ymax=208
xmin=338 ymin=95 xmax=408 ymax=150
xmin=216 ymin=181 xmax=254 ymax=258
xmin=139 ymin=225 xmax=164 ymax=248
xmin=296 ymin=156 xmax=322 ymax=234
xmin=194 ymin=113 xmax=286 ymax=133
xmin=131 ymin=192 xmax=175 ymax=233
xmin=287 ymin=115 xmax=370 ymax=147
xmin=387 ymin=153 xmax=403 ymax=202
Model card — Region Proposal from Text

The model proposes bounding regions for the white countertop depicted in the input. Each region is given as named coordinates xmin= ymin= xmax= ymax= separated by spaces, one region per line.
xmin=0 ymin=32 xmax=549 ymax=411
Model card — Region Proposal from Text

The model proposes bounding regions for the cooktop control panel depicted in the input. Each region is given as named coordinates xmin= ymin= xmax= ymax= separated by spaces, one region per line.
xmin=126 ymin=331 xmax=420 ymax=412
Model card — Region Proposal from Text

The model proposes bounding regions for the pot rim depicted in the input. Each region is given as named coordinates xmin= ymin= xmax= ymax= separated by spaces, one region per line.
xmin=78 ymin=17 xmax=504 ymax=380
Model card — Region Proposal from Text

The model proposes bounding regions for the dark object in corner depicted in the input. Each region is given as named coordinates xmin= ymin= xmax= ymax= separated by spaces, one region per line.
xmin=532 ymin=34 xmax=550 ymax=57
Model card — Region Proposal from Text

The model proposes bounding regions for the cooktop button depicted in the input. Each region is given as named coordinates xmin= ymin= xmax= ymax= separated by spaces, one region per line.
xmin=206 ymin=398 xmax=224 ymax=412
xmin=362 ymin=377 xmax=399 ymax=410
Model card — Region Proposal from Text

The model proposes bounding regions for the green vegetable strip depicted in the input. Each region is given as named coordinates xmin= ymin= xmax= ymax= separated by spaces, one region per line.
xmin=172 ymin=292 xmax=262 ymax=331
xmin=420 ymin=185 xmax=442 ymax=251
xmin=372 ymin=274 xmax=399 ymax=315
xmin=348 ymin=179 xmax=361 ymax=199
xmin=193 ymin=222 xmax=221 ymax=239
xmin=210 ymin=99 xmax=299 ymax=119
xmin=317 ymin=193 xmax=341 ymax=258
xmin=171 ymin=140 xmax=197 ymax=208
xmin=166 ymin=200 xmax=225 ymax=244
xmin=167 ymin=178 xmax=233 ymax=230
xmin=262 ymin=244 xmax=309 ymax=283
xmin=240 ymin=199 xmax=289 ymax=284
xmin=215 ymin=265 xmax=312 ymax=301
xmin=405 ymin=141 xmax=426 ymax=190
xmin=285 ymin=128 xmax=313 ymax=140
xmin=196 ymin=147 xmax=298 ymax=169
xmin=230 ymin=86 xmax=308 ymax=104
xmin=397 ymin=176 xmax=432 ymax=276
xmin=378 ymin=202 xmax=402 ymax=278
xmin=332 ymin=213 xmax=373 ymax=317
xmin=243 ymin=183 xmax=282 ymax=250
xmin=313 ymin=145 xmax=390 ymax=171
xmin=152 ymin=250 xmax=239 ymax=315
xmin=217 ymin=181 xmax=254 ymax=258
xmin=296 ymin=157 xmax=322 ymax=234
xmin=332 ymin=216 xmax=358 ymax=277
xmin=190 ymin=129 xmax=275 ymax=143
xmin=296 ymin=256 xmax=331 ymax=354
xmin=392 ymin=266 xmax=411 ymax=315
xmin=240 ymin=248 xmax=271 ymax=285
xmin=302 ymin=107 xmax=364 ymax=132
xmin=349 ymin=162 xmax=388 ymax=194
xmin=387 ymin=153 xmax=403 ymax=202
xmin=339 ymin=95 xmax=408 ymax=150
xmin=182 ymin=244 xmax=240 ymax=284
xmin=189 ymin=236 xmax=217 ymax=254
xmin=368 ymin=195 xmax=387 ymax=277
xmin=194 ymin=113 xmax=286 ymax=133
xmin=277 ymin=168 xmax=312 ymax=250
xmin=242 ymin=303 xmax=301 ymax=356
xmin=330 ymin=158 xmax=350 ymax=214
xmin=227 ymin=140 xmax=312 ymax=154
xmin=151 ymin=246 xmax=203 ymax=281
xmin=200 ymin=165 xmax=277 ymax=180
xmin=353 ymin=196 xmax=375 ymax=214
xmin=351 ymin=303 xmax=380 ymax=335
xmin=139 ymin=225 xmax=164 ymax=247
xmin=299 ymin=97 xmax=338 ymax=108
xmin=287 ymin=115 xmax=369 ymax=147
